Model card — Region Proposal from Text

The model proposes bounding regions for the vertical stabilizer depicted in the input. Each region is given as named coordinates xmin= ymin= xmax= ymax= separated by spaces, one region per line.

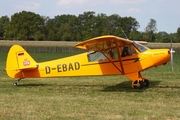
xmin=6 ymin=45 xmax=37 ymax=78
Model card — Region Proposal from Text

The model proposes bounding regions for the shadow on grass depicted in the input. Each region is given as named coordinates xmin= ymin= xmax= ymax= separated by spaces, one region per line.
xmin=14 ymin=79 xmax=162 ymax=92
xmin=158 ymin=85 xmax=180 ymax=89
xmin=102 ymin=80 xmax=161 ymax=92
xmin=17 ymin=84 xmax=49 ymax=87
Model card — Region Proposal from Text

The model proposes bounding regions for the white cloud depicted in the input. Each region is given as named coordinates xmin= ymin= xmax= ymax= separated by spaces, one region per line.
xmin=14 ymin=2 xmax=41 ymax=10
xmin=127 ymin=8 xmax=141 ymax=13
xmin=57 ymin=0 xmax=88 ymax=7
xmin=110 ymin=0 xmax=147 ymax=4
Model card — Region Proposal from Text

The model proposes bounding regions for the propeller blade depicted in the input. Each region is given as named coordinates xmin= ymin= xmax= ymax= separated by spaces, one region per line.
xmin=171 ymin=50 xmax=174 ymax=71
xmin=170 ymin=39 xmax=175 ymax=71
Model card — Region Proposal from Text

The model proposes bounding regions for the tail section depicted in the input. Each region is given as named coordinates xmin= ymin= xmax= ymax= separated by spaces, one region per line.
xmin=6 ymin=45 xmax=38 ymax=78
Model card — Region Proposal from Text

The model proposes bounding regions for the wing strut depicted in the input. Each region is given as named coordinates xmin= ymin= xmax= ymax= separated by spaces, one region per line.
xmin=99 ymin=40 xmax=124 ymax=74
xmin=102 ymin=50 xmax=123 ymax=74
xmin=115 ymin=40 xmax=125 ymax=74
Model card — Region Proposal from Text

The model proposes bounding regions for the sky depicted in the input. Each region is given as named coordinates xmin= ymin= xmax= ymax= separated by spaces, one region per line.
xmin=0 ymin=0 xmax=179 ymax=34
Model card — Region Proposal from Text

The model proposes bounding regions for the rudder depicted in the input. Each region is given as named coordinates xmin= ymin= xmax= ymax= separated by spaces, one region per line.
xmin=6 ymin=45 xmax=37 ymax=78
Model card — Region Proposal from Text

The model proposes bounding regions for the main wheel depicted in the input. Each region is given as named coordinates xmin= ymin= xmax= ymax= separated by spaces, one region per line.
xmin=133 ymin=80 xmax=144 ymax=89
xmin=144 ymin=80 xmax=149 ymax=87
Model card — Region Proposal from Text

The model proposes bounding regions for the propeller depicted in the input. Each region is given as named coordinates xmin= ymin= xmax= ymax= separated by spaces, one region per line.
xmin=170 ymin=39 xmax=175 ymax=71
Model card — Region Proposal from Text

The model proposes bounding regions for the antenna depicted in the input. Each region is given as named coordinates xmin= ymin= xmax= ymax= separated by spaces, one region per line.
xmin=121 ymin=28 xmax=128 ymax=39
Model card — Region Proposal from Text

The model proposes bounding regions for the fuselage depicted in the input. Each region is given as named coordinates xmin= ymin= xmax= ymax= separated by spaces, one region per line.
xmin=20 ymin=48 xmax=170 ymax=78
xmin=6 ymin=41 xmax=171 ymax=81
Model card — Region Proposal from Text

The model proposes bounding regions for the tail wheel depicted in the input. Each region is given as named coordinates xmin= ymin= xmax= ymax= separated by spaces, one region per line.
xmin=133 ymin=80 xmax=144 ymax=89
xmin=13 ymin=78 xmax=22 ymax=86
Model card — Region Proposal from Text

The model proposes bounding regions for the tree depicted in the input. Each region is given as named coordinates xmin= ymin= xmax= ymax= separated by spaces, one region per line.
xmin=120 ymin=17 xmax=140 ymax=38
xmin=40 ymin=16 xmax=50 ymax=40
xmin=176 ymin=27 xmax=180 ymax=42
xmin=144 ymin=19 xmax=157 ymax=42
xmin=4 ymin=11 xmax=44 ymax=40
xmin=129 ymin=30 xmax=143 ymax=40
xmin=77 ymin=11 xmax=96 ymax=40
xmin=4 ymin=10 xmax=176 ymax=42
xmin=106 ymin=14 xmax=121 ymax=35
xmin=90 ymin=13 xmax=108 ymax=37
xmin=0 ymin=16 xmax=9 ymax=39
xmin=87 ymin=13 xmax=110 ymax=37
xmin=155 ymin=31 xmax=168 ymax=42
xmin=50 ymin=14 xmax=78 ymax=41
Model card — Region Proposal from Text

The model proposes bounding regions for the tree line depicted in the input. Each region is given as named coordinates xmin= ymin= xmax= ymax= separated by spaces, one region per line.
xmin=0 ymin=11 xmax=179 ymax=42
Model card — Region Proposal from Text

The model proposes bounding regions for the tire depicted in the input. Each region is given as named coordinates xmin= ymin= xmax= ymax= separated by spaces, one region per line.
xmin=133 ymin=80 xmax=144 ymax=89
xmin=144 ymin=80 xmax=149 ymax=87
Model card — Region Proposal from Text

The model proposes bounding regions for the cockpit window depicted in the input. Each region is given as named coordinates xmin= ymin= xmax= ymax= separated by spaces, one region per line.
xmin=88 ymin=51 xmax=107 ymax=62
xmin=133 ymin=41 xmax=149 ymax=53
xmin=88 ymin=42 xmax=147 ymax=62
xmin=87 ymin=47 xmax=118 ymax=62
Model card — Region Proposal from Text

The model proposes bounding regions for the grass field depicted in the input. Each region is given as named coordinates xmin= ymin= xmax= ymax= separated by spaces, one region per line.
xmin=0 ymin=51 xmax=180 ymax=120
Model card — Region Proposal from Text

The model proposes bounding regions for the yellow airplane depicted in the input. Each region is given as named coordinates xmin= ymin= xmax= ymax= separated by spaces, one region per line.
xmin=6 ymin=35 xmax=174 ymax=89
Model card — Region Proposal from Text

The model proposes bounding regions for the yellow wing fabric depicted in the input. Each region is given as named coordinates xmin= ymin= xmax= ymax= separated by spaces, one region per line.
xmin=75 ymin=35 xmax=133 ymax=74
xmin=75 ymin=35 xmax=133 ymax=51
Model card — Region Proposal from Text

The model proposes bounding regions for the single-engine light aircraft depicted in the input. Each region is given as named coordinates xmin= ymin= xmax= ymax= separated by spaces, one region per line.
xmin=6 ymin=35 xmax=174 ymax=89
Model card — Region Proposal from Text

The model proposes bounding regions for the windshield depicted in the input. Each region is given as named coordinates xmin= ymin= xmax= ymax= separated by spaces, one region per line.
xmin=133 ymin=41 xmax=149 ymax=53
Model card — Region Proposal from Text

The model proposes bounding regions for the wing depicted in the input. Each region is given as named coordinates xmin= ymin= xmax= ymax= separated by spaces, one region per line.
xmin=75 ymin=35 xmax=134 ymax=74
xmin=75 ymin=35 xmax=133 ymax=51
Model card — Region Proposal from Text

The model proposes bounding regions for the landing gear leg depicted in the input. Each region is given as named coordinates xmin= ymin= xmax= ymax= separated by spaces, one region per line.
xmin=13 ymin=78 xmax=22 ymax=86
xmin=126 ymin=72 xmax=149 ymax=89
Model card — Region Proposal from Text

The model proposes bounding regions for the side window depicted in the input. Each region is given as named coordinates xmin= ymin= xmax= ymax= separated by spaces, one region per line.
xmin=87 ymin=48 xmax=118 ymax=62
xmin=88 ymin=51 xmax=107 ymax=62
xmin=87 ymin=45 xmax=137 ymax=61
xmin=107 ymin=48 xmax=118 ymax=59
xmin=121 ymin=45 xmax=137 ymax=57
